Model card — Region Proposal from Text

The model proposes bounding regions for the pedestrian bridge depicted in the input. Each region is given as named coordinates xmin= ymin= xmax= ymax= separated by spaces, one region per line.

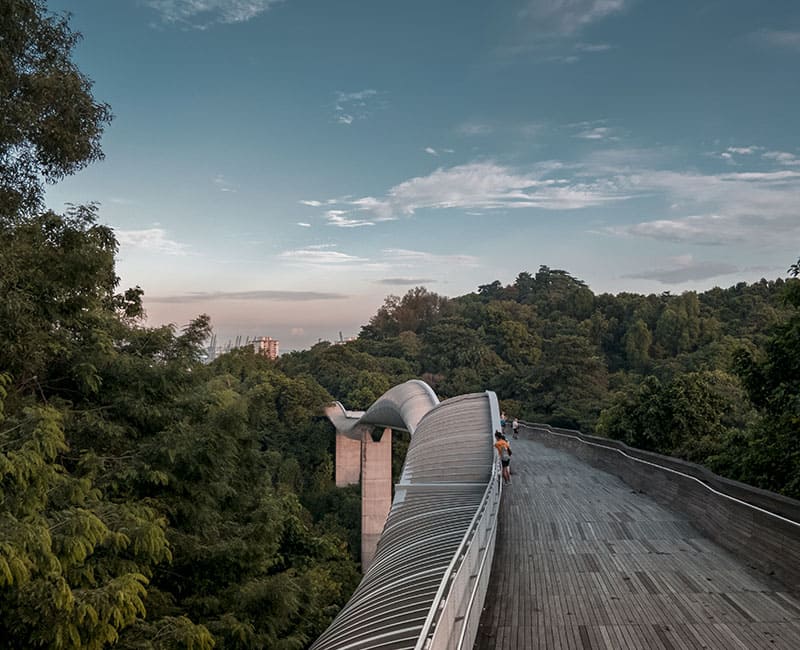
xmin=312 ymin=382 xmax=800 ymax=649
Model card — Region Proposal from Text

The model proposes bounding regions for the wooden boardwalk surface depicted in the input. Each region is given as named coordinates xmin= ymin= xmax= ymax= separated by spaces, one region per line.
xmin=475 ymin=438 xmax=800 ymax=649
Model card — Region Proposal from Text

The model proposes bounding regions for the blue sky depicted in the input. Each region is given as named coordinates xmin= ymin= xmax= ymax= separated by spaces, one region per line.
xmin=45 ymin=0 xmax=800 ymax=350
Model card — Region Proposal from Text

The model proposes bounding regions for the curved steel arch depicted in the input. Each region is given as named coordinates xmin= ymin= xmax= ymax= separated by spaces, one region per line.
xmin=313 ymin=385 xmax=502 ymax=650
xmin=325 ymin=379 xmax=440 ymax=438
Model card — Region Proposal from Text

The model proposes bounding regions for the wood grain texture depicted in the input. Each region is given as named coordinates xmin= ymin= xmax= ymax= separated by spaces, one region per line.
xmin=475 ymin=439 xmax=800 ymax=649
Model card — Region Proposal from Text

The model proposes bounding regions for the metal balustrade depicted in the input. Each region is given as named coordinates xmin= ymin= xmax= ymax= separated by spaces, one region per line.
xmin=311 ymin=388 xmax=502 ymax=650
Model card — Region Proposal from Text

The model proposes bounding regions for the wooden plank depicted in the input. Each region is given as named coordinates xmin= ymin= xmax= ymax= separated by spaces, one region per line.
xmin=475 ymin=438 xmax=800 ymax=649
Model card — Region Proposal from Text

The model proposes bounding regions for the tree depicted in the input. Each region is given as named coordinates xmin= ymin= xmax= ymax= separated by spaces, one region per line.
xmin=0 ymin=0 xmax=112 ymax=218
xmin=624 ymin=319 xmax=652 ymax=371
xmin=730 ymin=262 xmax=800 ymax=497
xmin=361 ymin=287 xmax=448 ymax=339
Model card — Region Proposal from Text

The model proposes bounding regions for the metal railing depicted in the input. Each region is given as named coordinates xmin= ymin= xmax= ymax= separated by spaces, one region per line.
xmin=312 ymin=389 xmax=501 ymax=650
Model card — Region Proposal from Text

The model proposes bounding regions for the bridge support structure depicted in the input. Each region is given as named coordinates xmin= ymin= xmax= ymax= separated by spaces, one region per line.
xmin=326 ymin=406 xmax=394 ymax=570
xmin=361 ymin=427 xmax=392 ymax=569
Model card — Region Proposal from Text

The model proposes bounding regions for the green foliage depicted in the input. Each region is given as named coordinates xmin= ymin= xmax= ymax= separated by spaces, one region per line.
xmin=726 ymin=262 xmax=800 ymax=498
xmin=0 ymin=0 xmax=112 ymax=218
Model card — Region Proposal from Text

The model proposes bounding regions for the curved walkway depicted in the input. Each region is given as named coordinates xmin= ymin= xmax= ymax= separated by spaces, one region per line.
xmin=476 ymin=437 xmax=800 ymax=649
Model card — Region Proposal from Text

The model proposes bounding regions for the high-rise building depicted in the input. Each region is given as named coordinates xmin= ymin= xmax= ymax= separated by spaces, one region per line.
xmin=253 ymin=336 xmax=279 ymax=359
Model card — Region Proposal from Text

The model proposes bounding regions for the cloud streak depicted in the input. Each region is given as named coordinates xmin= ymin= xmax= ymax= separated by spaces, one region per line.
xmin=378 ymin=277 xmax=436 ymax=286
xmin=607 ymin=168 xmax=800 ymax=245
xmin=520 ymin=0 xmax=627 ymax=37
xmin=278 ymin=248 xmax=369 ymax=265
xmin=315 ymin=161 xmax=631 ymax=226
xmin=334 ymin=89 xmax=382 ymax=125
xmin=146 ymin=0 xmax=283 ymax=28
xmin=116 ymin=228 xmax=189 ymax=255
xmin=623 ymin=256 xmax=739 ymax=284
xmin=147 ymin=289 xmax=347 ymax=303
xmin=382 ymin=248 xmax=481 ymax=267
xmin=753 ymin=29 xmax=800 ymax=51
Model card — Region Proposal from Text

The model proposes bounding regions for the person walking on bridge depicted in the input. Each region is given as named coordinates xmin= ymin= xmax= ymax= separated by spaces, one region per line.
xmin=512 ymin=417 xmax=519 ymax=439
xmin=494 ymin=431 xmax=512 ymax=484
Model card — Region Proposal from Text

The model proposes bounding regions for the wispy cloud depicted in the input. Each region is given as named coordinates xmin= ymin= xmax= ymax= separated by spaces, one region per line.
xmin=520 ymin=0 xmax=627 ymax=38
xmin=571 ymin=120 xmax=618 ymax=141
xmin=425 ymin=147 xmax=439 ymax=156
xmin=457 ymin=122 xmax=494 ymax=136
xmin=575 ymin=42 xmax=613 ymax=52
xmin=296 ymin=222 xmax=311 ymax=227
xmin=577 ymin=126 xmax=612 ymax=140
xmin=717 ymin=145 xmax=761 ymax=161
xmin=545 ymin=54 xmax=580 ymax=64
xmin=333 ymin=89 xmax=382 ymax=125
xmin=377 ymin=277 xmax=436 ymax=286
xmin=278 ymin=247 xmax=368 ymax=265
xmin=145 ymin=0 xmax=283 ymax=29
xmin=116 ymin=228 xmax=189 ymax=255
xmin=752 ymin=29 xmax=800 ymax=51
xmin=622 ymin=255 xmax=739 ymax=284
xmin=147 ymin=288 xmax=347 ymax=303
xmin=607 ymin=168 xmax=800 ymax=245
xmin=382 ymin=248 xmax=481 ymax=268
xmin=213 ymin=174 xmax=237 ymax=192
xmin=313 ymin=161 xmax=631 ymax=227
xmin=762 ymin=150 xmax=800 ymax=166
xmin=325 ymin=209 xmax=375 ymax=228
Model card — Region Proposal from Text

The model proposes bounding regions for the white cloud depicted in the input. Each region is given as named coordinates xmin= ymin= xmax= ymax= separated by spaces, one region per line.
xmin=546 ymin=54 xmax=580 ymax=64
xmin=333 ymin=89 xmax=381 ymax=125
xmin=324 ymin=208 xmax=375 ymax=228
xmin=314 ymin=160 xmax=632 ymax=227
xmin=575 ymin=42 xmax=612 ymax=52
xmin=753 ymin=29 xmax=800 ymax=50
xmin=299 ymin=199 xmax=322 ymax=207
xmin=296 ymin=222 xmax=311 ymax=227
xmin=622 ymin=255 xmax=739 ymax=284
xmin=213 ymin=174 xmax=237 ymax=192
xmin=382 ymin=248 xmax=480 ymax=268
xmin=577 ymin=126 xmax=612 ymax=140
xmin=520 ymin=0 xmax=627 ymax=37
xmin=607 ymin=167 xmax=800 ymax=245
xmin=146 ymin=0 xmax=282 ymax=28
xmin=378 ymin=277 xmax=436 ymax=286
xmin=763 ymin=150 xmax=800 ymax=166
xmin=425 ymin=147 xmax=438 ymax=156
xmin=148 ymin=289 xmax=346 ymax=303
xmin=457 ymin=122 xmax=494 ymax=136
xmin=278 ymin=248 xmax=368 ymax=265
xmin=115 ymin=228 xmax=189 ymax=255
xmin=727 ymin=146 xmax=760 ymax=155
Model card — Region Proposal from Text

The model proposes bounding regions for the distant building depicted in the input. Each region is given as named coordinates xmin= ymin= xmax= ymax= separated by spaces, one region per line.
xmin=253 ymin=336 xmax=279 ymax=359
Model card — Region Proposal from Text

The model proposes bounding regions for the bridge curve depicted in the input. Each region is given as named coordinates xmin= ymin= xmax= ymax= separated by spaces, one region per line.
xmin=314 ymin=385 xmax=800 ymax=649
xmin=313 ymin=387 xmax=502 ymax=650
xmin=325 ymin=379 xmax=441 ymax=438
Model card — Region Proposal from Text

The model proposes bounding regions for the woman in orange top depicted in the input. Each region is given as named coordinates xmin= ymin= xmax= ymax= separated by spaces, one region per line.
xmin=494 ymin=430 xmax=512 ymax=484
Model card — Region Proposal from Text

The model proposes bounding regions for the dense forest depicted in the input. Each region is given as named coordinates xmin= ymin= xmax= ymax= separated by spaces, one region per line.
xmin=2 ymin=2 xmax=799 ymax=648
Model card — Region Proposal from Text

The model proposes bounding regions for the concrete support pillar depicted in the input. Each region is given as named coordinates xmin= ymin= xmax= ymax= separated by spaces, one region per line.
xmin=335 ymin=433 xmax=362 ymax=487
xmin=361 ymin=427 xmax=392 ymax=570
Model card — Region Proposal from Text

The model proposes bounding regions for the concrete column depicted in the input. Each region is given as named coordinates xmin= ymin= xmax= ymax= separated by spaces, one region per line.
xmin=335 ymin=433 xmax=362 ymax=487
xmin=361 ymin=426 xmax=392 ymax=570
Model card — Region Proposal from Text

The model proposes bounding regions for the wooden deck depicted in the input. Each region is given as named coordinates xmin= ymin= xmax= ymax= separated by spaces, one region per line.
xmin=475 ymin=438 xmax=800 ymax=649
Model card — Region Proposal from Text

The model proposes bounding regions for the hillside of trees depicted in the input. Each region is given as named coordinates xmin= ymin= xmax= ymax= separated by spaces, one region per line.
xmin=2 ymin=2 xmax=799 ymax=648
xmin=280 ymin=268 xmax=799 ymax=503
